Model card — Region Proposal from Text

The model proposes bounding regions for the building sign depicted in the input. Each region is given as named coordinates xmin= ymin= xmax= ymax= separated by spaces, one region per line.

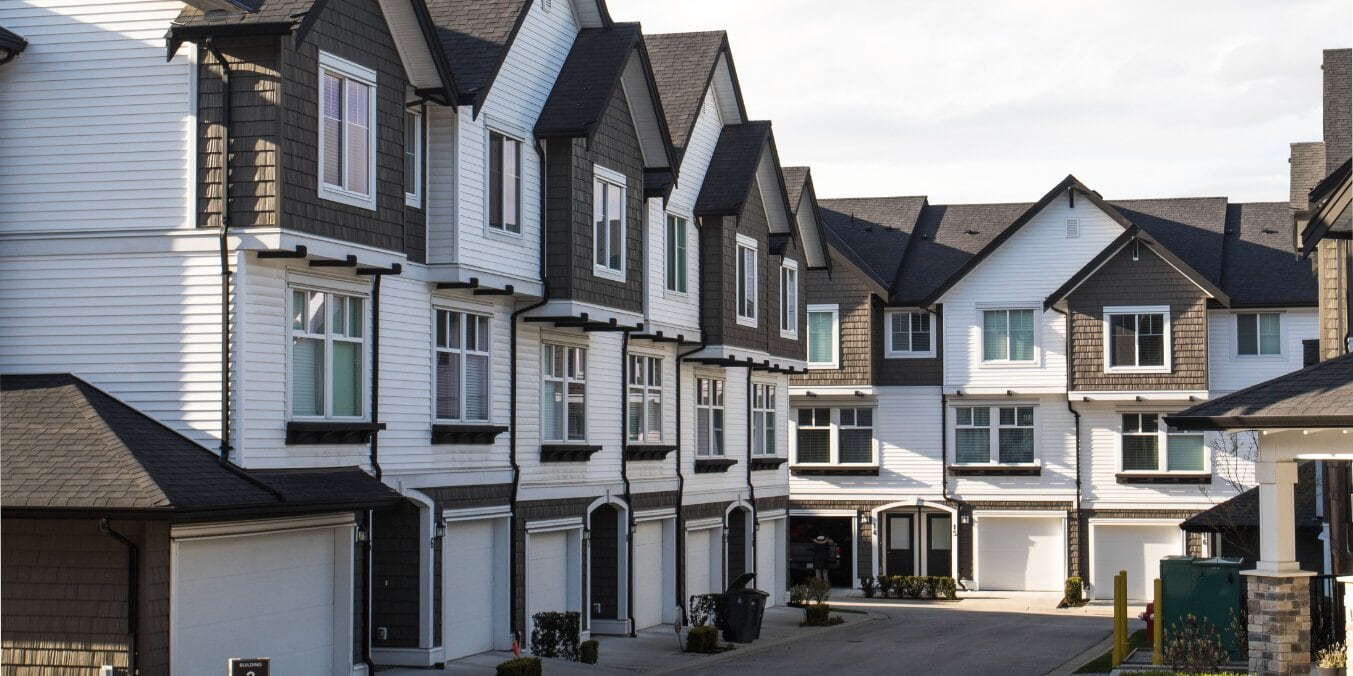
xmin=228 ymin=658 xmax=269 ymax=676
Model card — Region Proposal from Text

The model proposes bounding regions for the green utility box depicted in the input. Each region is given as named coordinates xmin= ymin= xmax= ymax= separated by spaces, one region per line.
xmin=1159 ymin=556 xmax=1244 ymax=660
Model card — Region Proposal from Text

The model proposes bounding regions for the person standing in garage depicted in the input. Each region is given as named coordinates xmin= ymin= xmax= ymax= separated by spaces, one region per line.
xmin=812 ymin=533 xmax=835 ymax=582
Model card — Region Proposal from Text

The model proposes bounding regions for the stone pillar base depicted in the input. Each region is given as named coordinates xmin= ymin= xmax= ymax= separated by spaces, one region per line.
xmin=1244 ymin=571 xmax=1312 ymax=675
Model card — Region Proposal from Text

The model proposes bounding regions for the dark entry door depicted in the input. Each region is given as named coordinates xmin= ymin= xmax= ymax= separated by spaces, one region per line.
xmin=926 ymin=513 xmax=952 ymax=577
xmin=886 ymin=514 xmax=914 ymax=575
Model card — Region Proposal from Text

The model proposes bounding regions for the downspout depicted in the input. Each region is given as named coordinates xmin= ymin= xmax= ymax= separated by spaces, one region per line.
xmin=620 ymin=329 xmax=636 ymax=636
xmin=1050 ymin=303 xmax=1083 ymax=577
xmin=675 ymin=334 xmax=707 ymax=625
xmin=206 ymin=37 xmax=234 ymax=463
xmin=362 ymin=510 xmax=375 ymax=673
xmin=370 ymin=273 xmax=384 ymax=480
xmin=744 ymin=366 xmax=758 ymax=582
xmin=100 ymin=519 xmax=139 ymax=676
xmin=507 ymin=140 xmax=551 ymax=643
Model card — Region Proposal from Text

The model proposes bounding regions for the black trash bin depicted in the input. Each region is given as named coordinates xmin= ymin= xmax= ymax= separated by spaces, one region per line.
xmin=723 ymin=573 xmax=769 ymax=643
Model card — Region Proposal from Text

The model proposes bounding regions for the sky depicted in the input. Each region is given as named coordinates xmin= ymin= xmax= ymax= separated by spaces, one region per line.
xmin=605 ymin=0 xmax=1351 ymax=205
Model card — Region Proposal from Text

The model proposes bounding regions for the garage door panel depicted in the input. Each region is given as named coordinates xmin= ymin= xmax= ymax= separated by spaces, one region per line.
xmin=1093 ymin=524 xmax=1182 ymax=601
xmin=174 ymin=528 xmax=339 ymax=676
xmin=686 ymin=528 xmax=713 ymax=597
xmin=977 ymin=517 xmax=1064 ymax=591
xmin=527 ymin=531 xmax=567 ymax=616
xmin=632 ymin=522 xmax=664 ymax=630
xmin=445 ymin=520 xmax=497 ymax=659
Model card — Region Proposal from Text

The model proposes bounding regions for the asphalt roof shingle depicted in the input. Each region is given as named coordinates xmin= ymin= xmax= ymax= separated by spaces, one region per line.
xmin=817 ymin=196 xmax=926 ymax=291
xmin=644 ymin=31 xmax=726 ymax=159
xmin=425 ymin=0 xmax=530 ymax=98
xmin=694 ymin=121 xmax=771 ymax=217
xmin=535 ymin=24 xmax=641 ymax=138
xmin=1224 ymin=202 xmax=1317 ymax=306
xmin=1166 ymin=352 xmax=1353 ymax=429
xmin=172 ymin=0 xmax=314 ymax=29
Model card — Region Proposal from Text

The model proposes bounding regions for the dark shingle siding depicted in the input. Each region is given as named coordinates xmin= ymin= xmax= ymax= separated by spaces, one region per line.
xmin=1067 ymin=246 xmax=1209 ymax=391
xmin=875 ymin=303 xmax=943 ymax=386
xmin=198 ymin=37 xmax=281 ymax=229
xmin=792 ymin=262 xmax=873 ymax=386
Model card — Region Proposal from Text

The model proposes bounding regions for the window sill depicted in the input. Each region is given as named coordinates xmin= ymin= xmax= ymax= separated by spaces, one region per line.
xmin=540 ymin=444 xmax=602 ymax=462
xmin=431 ymin=424 xmax=508 ymax=445
xmin=749 ymin=457 xmax=789 ymax=471
xmin=1104 ymin=367 xmax=1171 ymax=375
xmin=286 ymin=421 xmax=386 ymax=445
xmin=805 ymin=363 xmax=839 ymax=370
xmin=405 ymin=194 xmax=422 ymax=209
xmin=625 ymin=445 xmax=677 ymax=461
xmin=593 ymin=267 xmax=626 ymax=283
xmin=693 ymin=458 xmax=738 ymax=474
xmin=884 ymin=352 xmax=936 ymax=359
xmin=319 ymin=186 xmax=376 ymax=211
xmin=948 ymin=464 xmax=1041 ymax=476
xmin=735 ymin=316 xmax=758 ymax=329
xmin=1116 ymin=472 xmax=1211 ymax=485
xmin=485 ymin=224 xmax=525 ymax=239
xmin=790 ymin=464 xmax=878 ymax=476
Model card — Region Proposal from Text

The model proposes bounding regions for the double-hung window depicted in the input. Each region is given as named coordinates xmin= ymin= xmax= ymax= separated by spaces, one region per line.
xmin=885 ymin=310 xmax=933 ymax=357
xmin=806 ymin=304 xmax=839 ymax=368
xmin=319 ymin=53 xmax=376 ymax=209
xmin=780 ymin=262 xmax=798 ymax=338
xmin=1237 ymin=312 xmax=1282 ymax=356
xmin=543 ymin=344 xmax=586 ymax=442
xmin=1121 ymin=413 xmax=1205 ymax=472
xmin=434 ymin=310 xmax=490 ymax=422
xmin=751 ymin=384 xmax=777 ymax=456
xmin=695 ymin=378 xmax=725 ymax=456
xmin=627 ymin=355 xmax=662 ymax=442
xmin=982 ymin=309 xmax=1035 ymax=362
xmin=953 ymin=405 xmax=1035 ymax=464
xmin=1105 ymin=306 xmax=1168 ymax=371
xmin=404 ymin=109 xmax=422 ymax=207
xmin=666 ymin=215 xmax=688 ymax=293
xmin=594 ymin=166 xmax=626 ymax=278
xmin=291 ymin=288 xmax=365 ymax=418
xmin=735 ymin=235 xmax=757 ymax=325
xmin=488 ymin=132 xmax=523 ymax=233
xmin=793 ymin=407 xmax=875 ymax=465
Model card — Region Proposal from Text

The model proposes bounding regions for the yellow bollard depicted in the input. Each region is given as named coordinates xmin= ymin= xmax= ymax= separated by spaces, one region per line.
xmin=1152 ymin=577 xmax=1163 ymax=666
xmin=1120 ymin=571 xmax=1129 ymax=662
xmin=1112 ymin=571 xmax=1124 ymax=667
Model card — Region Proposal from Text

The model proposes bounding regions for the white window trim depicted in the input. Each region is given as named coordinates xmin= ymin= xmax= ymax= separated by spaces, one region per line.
xmin=627 ymin=354 xmax=663 ymax=443
xmin=542 ymin=343 xmax=587 ymax=443
xmin=431 ymin=307 xmax=492 ymax=423
xmin=806 ymin=303 xmax=839 ymax=369
xmin=735 ymin=233 xmax=758 ymax=327
xmin=317 ymin=51 xmax=378 ymax=210
xmin=1102 ymin=305 xmax=1171 ymax=374
xmin=1233 ymin=310 xmax=1286 ymax=359
xmin=1116 ymin=412 xmax=1210 ymax=474
xmin=593 ymin=164 xmax=628 ymax=282
xmin=287 ymin=284 xmax=370 ymax=421
xmin=664 ymin=213 xmax=689 ymax=297
xmin=695 ymin=377 xmax=725 ymax=456
xmin=948 ymin=403 xmax=1040 ymax=466
xmin=404 ymin=108 xmax=422 ymax=208
xmin=884 ymin=309 xmax=936 ymax=359
xmin=751 ymin=382 xmax=778 ymax=456
xmin=978 ymin=305 xmax=1040 ymax=366
xmin=485 ymin=127 xmax=525 ymax=238
xmin=779 ymin=259 xmax=799 ymax=339
xmin=791 ymin=406 xmax=877 ymax=466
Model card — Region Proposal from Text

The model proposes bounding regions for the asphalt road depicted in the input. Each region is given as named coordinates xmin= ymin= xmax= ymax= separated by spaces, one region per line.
xmin=671 ymin=604 xmax=1111 ymax=676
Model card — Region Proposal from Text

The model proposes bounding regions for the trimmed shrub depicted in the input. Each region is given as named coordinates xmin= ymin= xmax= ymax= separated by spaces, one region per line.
xmin=787 ymin=584 xmax=808 ymax=607
xmin=686 ymin=625 xmax=720 ymax=653
xmin=496 ymin=657 xmax=543 ymax=676
xmin=530 ymin=611 xmax=580 ymax=661
xmin=1060 ymin=576 xmax=1084 ymax=607
xmin=883 ymin=576 xmax=957 ymax=600
xmin=580 ymin=639 xmax=599 ymax=664
xmin=806 ymin=578 xmax=832 ymax=604
xmin=860 ymin=575 xmax=878 ymax=598
xmin=803 ymin=603 xmax=832 ymax=625
xmin=876 ymin=575 xmax=894 ymax=598
xmin=689 ymin=593 xmax=728 ymax=629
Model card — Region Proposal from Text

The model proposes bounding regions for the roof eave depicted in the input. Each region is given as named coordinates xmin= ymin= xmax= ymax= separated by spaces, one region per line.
xmin=1163 ymin=414 xmax=1353 ymax=431
xmin=165 ymin=21 xmax=295 ymax=60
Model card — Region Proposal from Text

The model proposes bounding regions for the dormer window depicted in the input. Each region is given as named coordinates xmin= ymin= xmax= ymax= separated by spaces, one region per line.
xmin=593 ymin=165 xmax=626 ymax=280
xmin=735 ymin=234 xmax=757 ymax=327
xmin=318 ymin=52 xmax=376 ymax=210
xmin=489 ymin=131 xmax=523 ymax=233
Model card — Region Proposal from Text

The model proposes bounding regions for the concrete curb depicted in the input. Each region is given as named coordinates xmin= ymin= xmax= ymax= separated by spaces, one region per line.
xmin=646 ymin=609 xmax=886 ymax=676
xmin=1043 ymin=631 xmax=1114 ymax=676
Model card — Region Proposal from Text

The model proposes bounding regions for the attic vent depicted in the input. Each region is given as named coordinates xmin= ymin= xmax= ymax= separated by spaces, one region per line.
xmin=964 ymin=229 xmax=981 ymax=236
xmin=1066 ymin=218 xmax=1081 ymax=238
xmin=1261 ymin=227 xmax=1279 ymax=234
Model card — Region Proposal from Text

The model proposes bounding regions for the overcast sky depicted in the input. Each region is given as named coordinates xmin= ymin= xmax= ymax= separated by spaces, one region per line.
xmin=607 ymin=0 xmax=1351 ymax=205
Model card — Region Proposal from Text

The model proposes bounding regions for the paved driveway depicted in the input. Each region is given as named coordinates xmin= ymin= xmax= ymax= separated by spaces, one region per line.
xmin=670 ymin=596 xmax=1113 ymax=676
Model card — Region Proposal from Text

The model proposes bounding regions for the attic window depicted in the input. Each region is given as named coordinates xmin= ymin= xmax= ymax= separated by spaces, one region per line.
xmin=1066 ymin=219 xmax=1080 ymax=238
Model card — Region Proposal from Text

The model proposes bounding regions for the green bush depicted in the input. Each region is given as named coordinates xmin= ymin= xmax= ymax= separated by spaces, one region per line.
xmin=1162 ymin=614 xmax=1226 ymax=674
xmin=876 ymin=575 xmax=894 ymax=597
xmin=580 ymin=639 xmax=599 ymax=664
xmin=860 ymin=575 xmax=877 ymax=598
xmin=806 ymin=578 xmax=832 ymax=604
xmin=881 ymin=576 xmax=957 ymax=600
xmin=530 ymin=611 xmax=580 ymax=661
xmin=1060 ymin=576 xmax=1084 ymax=607
xmin=803 ymin=603 xmax=832 ymax=625
xmin=496 ymin=657 xmax=542 ymax=676
xmin=686 ymin=625 xmax=720 ymax=653
xmin=689 ymin=593 xmax=728 ymax=629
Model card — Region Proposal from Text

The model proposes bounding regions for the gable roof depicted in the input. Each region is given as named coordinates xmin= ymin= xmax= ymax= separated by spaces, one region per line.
xmin=425 ymin=0 xmax=530 ymax=106
xmin=1 ymin=374 xmax=402 ymax=518
xmin=1113 ymin=197 xmax=1228 ymax=288
xmin=781 ymin=166 xmax=830 ymax=270
xmin=895 ymin=201 xmax=1030 ymax=306
xmin=644 ymin=31 xmax=747 ymax=168
xmin=1165 ymin=351 xmax=1353 ymax=430
xmin=1226 ymin=201 xmax=1319 ymax=306
xmin=694 ymin=121 xmax=772 ymax=216
xmin=534 ymin=24 xmax=674 ymax=170
xmin=1043 ymin=226 xmax=1230 ymax=310
xmin=818 ymin=196 xmax=926 ymax=293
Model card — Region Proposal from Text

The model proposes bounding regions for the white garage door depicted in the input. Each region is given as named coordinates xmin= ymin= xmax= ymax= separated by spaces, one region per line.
xmin=527 ymin=531 xmax=568 ymax=624
xmin=632 ymin=521 xmax=665 ymax=630
xmin=445 ymin=520 xmax=498 ymax=659
xmin=755 ymin=519 xmax=782 ymax=607
xmin=174 ymin=527 xmax=341 ymax=676
xmin=1093 ymin=523 xmax=1183 ymax=601
xmin=976 ymin=516 xmax=1065 ymax=591
xmin=685 ymin=527 xmax=717 ymax=596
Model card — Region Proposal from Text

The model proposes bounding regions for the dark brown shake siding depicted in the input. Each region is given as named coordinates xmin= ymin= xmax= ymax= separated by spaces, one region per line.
xmin=195 ymin=0 xmax=424 ymax=258
xmin=1066 ymin=246 xmax=1209 ymax=391
xmin=791 ymin=259 xmax=874 ymax=386
xmin=766 ymin=225 xmax=808 ymax=362
xmin=544 ymin=88 xmax=645 ymax=313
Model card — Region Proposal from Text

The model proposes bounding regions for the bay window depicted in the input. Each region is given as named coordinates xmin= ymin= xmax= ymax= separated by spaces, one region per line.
xmin=594 ymin=166 xmax=626 ymax=277
xmin=489 ymin=131 xmax=522 ymax=233
xmin=736 ymin=236 xmax=757 ymax=325
xmin=780 ymin=262 xmax=798 ymax=338
xmin=751 ymin=383 xmax=777 ymax=456
xmin=666 ymin=214 xmax=688 ymax=293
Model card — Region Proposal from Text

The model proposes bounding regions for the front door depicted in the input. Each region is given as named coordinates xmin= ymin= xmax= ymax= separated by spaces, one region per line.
xmin=886 ymin=514 xmax=914 ymax=575
xmin=926 ymin=513 xmax=952 ymax=577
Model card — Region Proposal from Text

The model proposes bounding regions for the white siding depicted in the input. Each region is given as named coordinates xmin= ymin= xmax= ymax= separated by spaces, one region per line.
xmin=748 ymin=373 xmax=791 ymax=499
xmin=681 ymin=365 xmax=748 ymax=502
xmin=1207 ymin=307 xmax=1319 ymax=394
xmin=941 ymin=199 xmax=1124 ymax=392
xmin=426 ymin=104 xmax=457 ymax=262
xmin=0 ymin=0 xmax=192 ymax=233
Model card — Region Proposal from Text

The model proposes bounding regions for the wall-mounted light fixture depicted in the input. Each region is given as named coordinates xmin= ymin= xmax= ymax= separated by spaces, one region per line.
xmin=355 ymin=523 xmax=370 ymax=543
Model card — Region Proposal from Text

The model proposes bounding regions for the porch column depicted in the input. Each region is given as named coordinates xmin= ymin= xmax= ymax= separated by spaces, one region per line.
xmin=1245 ymin=459 xmax=1312 ymax=675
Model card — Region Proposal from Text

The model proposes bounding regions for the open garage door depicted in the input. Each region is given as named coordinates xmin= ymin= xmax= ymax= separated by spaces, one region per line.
xmin=1092 ymin=522 xmax=1183 ymax=601
xmin=975 ymin=515 xmax=1065 ymax=591
xmin=173 ymin=524 xmax=348 ymax=675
